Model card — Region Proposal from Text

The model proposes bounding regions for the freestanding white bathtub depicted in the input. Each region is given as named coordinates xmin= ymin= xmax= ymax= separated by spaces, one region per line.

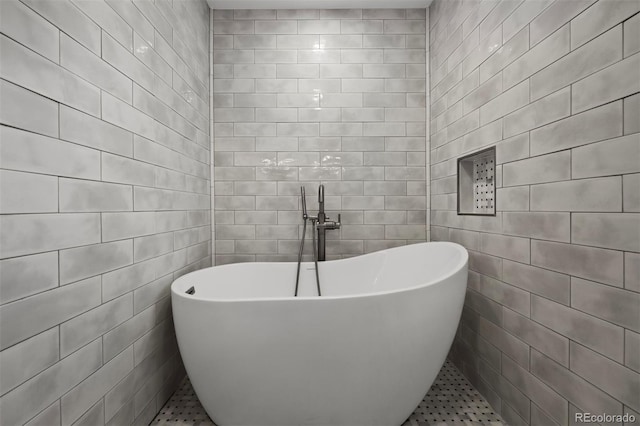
xmin=171 ymin=242 xmax=468 ymax=426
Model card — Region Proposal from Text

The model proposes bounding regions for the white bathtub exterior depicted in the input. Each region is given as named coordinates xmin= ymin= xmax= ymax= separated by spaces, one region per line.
xmin=171 ymin=242 xmax=468 ymax=426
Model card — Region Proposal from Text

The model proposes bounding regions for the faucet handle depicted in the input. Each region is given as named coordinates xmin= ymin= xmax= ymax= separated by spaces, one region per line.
xmin=300 ymin=186 xmax=307 ymax=219
xmin=326 ymin=213 xmax=341 ymax=223
xmin=337 ymin=213 xmax=341 ymax=224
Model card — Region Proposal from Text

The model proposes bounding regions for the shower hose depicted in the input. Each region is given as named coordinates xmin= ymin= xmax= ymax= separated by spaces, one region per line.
xmin=294 ymin=216 xmax=322 ymax=297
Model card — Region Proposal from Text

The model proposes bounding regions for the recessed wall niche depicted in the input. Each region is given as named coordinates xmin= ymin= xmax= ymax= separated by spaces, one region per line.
xmin=457 ymin=147 xmax=496 ymax=216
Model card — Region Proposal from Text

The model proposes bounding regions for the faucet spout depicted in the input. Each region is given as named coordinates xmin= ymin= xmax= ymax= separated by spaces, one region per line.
xmin=318 ymin=184 xmax=325 ymax=214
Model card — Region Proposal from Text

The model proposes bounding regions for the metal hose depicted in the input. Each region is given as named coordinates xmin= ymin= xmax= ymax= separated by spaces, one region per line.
xmin=294 ymin=217 xmax=307 ymax=297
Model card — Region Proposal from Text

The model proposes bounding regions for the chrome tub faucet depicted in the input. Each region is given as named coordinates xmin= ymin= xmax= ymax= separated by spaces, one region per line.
xmin=294 ymin=184 xmax=341 ymax=297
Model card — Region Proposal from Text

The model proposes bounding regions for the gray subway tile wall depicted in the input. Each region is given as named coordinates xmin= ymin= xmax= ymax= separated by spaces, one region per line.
xmin=1 ymin=1 xmax=638 ymax=425
xmin=0 ymin=0 xmax=210 ymax=425
xmin=429 ymin=0 xmax=640 ymax=424
xmin=210 ymin=8 xmax=430 ymax=264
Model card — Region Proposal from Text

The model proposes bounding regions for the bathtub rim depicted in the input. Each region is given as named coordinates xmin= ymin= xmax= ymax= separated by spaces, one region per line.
xmin=172 ymin=241 xmax=468 ymax=303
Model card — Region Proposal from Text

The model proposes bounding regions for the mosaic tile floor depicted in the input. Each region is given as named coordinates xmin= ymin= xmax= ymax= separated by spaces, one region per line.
xmin=152 ymin=360 xmax=504 ymax=426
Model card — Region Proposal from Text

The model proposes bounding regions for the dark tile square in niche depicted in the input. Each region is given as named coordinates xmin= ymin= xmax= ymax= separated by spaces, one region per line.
xmin=151 ymin=360 xmax=504 ymax=425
